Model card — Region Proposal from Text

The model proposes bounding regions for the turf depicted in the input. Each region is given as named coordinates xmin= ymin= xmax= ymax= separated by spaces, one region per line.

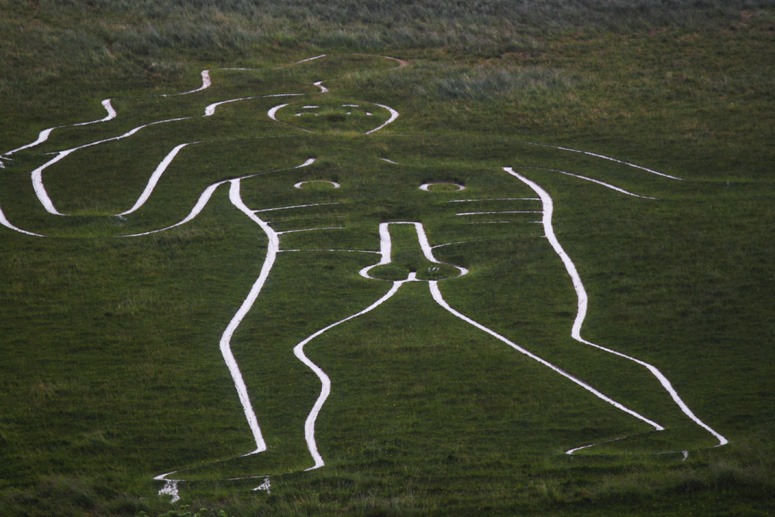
xmin=0 ymin=1 xmax=773 ymax=515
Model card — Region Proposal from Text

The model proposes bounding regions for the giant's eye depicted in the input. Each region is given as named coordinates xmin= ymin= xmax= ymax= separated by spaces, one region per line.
xmin=419 ymin=182 xmax=466 ymax=192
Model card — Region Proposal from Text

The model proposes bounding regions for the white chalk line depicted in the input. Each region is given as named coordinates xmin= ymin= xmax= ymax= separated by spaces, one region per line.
xmin=294 ymin=180 xmax=341 ymax=189
xmin=162 ymin=70 xmax=211 ymax=97
xmin=359 ymin=222 xmax=469 ymax=279
xmin=526 ymin=167 xmax=656 ymax=199
xmin=384 ymin=56 xmax=409 ymax=68
xmin=154 ymin=471 xmax=181 ymax=503
xmin=463 ymin=221 xmax=517 ymax=225
xmin=280 ymin=249 xmax=380 ymax=254
xmin=267 ymin=103 xmax=311 ymax=133
xmin=117 ymin=142 xmax=197 ymax=216
xmin=449 ymin=198 xmax=540 ymax=203
xmin=0 ymin=205 xmax=45 ymax=237
xmin=419 ymin=182 xmax=465 ymax=192
xmin=205 ymin=97 xmax=256 ymax=116
xmin=253 ymin=202 xmax=339 ymax=214
xmin=429 ymin=281 xmax=664 ymax=431
xmin=431 ymin=236 xmax=540 ymax=251
xmin=294 ymin=55 xmax=327 ymax=65
xmin=431 ymin=240 xmax=481 ymax=251
xmin=568 ymin=439 xmax=691 ymax=458
xmin=265 ymin=93 xmax=305 ymax=98
xmin=293 ymin=279 xmax=407 ymax=470
xmin=503 ymin=167 xmax=728 ymax=447
xmin=253 ymin=476 xmax=271 ymax=493
xmin=219 ymin=179 xmax=279 ymax=456
xmin=456 ymin=211 xmax=542 ymax=216
xmin=365 ymin=103 xmax=399 ymax=135
xmin=531 ymin=143 xmax=683 ymax=181
xmin=565 ymin=435 xmax=630 ymax=455
xmin=3 ymin=99 xmax=116 ymax=157
xmin=277 ymin=226 xmax=344 ymax=235
xmin=295 ymin=158 xmax=317 ymax=169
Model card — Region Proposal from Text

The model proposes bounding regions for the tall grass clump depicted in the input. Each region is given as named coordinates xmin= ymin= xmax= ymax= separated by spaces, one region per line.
xmin=435 ymin=66 xmax=574 ymax=100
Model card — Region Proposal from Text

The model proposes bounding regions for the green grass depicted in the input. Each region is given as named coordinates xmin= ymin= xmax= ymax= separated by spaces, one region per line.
xmin=0 ymin=1 xmax=773 ymax=515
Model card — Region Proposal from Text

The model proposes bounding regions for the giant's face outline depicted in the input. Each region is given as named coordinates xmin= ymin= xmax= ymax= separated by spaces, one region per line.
xmin=267 ymin=99 xmax=399 ymax=134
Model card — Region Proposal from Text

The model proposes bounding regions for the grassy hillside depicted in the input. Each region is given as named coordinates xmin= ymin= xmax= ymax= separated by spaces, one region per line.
xmin=1 ymin=1 xmax=773 ymax=515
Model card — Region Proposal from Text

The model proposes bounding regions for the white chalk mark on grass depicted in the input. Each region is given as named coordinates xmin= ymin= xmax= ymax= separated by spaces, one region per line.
xmin=253 ymin=202 xmax=338 ymax=214
xmin=380 ymin=158 xmax=400 ymax=165
xmin=365 ymin=103 xmax=399 ymax=135
xmin=154 ymin=472 xmax=181 ymax=503
xmin=464 ymin=221 xmax=515 ymax=225
xmin=431 ymin=237 xmax=521 ymax=250
xmin=7 ymin=129 xmax=55 ymax=157
xmin=162 ymin=70 xmax=211 ymax=97
xmin=267 ymin=104 xmax=289 ymax=121
xmin=32 ymin=116 xmax=191 ymax=215
xmin=449 ymin=198 xmax=539 ymax=203
xmin=565 ymin=435 xmax=629 ymax=455
xmin=294 ymin=55 xmax=327 ymax=65
xmin=533 ymin=144 xmax=683 ymax=181
xmin=429 ymin=281 xmax=664 ymax=431
xmin=456 ymin=211 xmax=541 ymax=216
xmin=293 ymin=279 xmax=407 ymax=470
xmin=205 ymin=97 xmax=256 ymax=116
xmin=503 ymin=167 xmax=728 ymax=447
xmin=294 ymin=180 xmax=340 ymax=189
xmin=281 ymin=249 xmax=379 ymax=254
xmin=0 ymin=205 xmax=44 ymax=237
xmin=277 ymin=226 xmax=343 ymax=235
xmin=384 ymin=56 xmax=409 ymax=68
xmin=536 ymin=167 xmax=656 ymax=199
xmin=419 ymin=182 xmax=465 ymax=192
xmin=253 ymin=476 xmax=271 ymax=493
xmin=118 ymin=143 xmax=196 ymax=216
xmin=264 ymin=93 xmax=305 ymax=98
xmin=31 ymin=151 xmax=74 ymax=215
xmin=221 ymin=179 xmax=280 ymax=455
xmin=4 ymin=99 xmax=116 ymax=157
